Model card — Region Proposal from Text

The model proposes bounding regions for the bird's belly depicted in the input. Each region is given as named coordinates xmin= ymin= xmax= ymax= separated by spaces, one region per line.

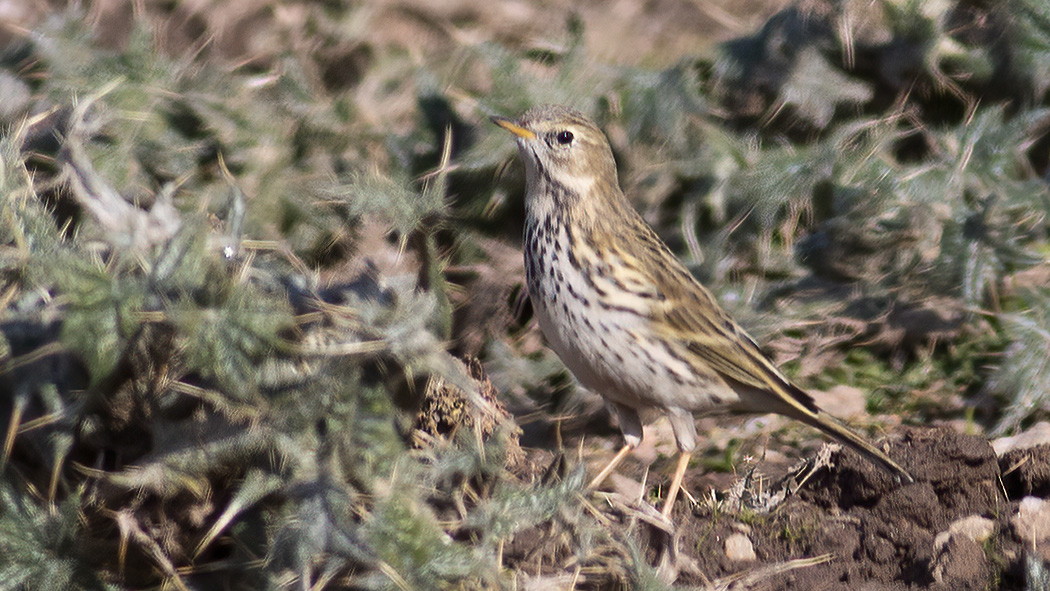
xmin=528 ymin=255 xmax=739 ymax=415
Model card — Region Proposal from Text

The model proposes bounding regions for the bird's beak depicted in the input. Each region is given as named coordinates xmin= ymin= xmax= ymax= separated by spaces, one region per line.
xmin=490 ymin=115 xmax=537 ymax=140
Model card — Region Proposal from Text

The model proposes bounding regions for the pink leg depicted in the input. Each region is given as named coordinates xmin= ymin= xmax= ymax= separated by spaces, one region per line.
xmin=587 ymin=443 xmax=635 ymax=490
xmin=661 ymin=451 xmax=692 ymax=518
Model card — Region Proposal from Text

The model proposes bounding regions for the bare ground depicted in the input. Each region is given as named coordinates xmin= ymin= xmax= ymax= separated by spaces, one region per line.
xmin=504 ymin=424 xmax=1045 ymax=589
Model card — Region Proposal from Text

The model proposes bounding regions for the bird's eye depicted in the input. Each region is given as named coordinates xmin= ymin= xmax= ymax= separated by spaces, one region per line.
xmin=555 ymin=131 xmax=574 ymax=145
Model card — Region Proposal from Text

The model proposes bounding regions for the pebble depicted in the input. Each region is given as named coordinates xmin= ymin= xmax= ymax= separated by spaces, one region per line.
xmin=933 ymin=515 xmax=995 ymax=551
xmin=1012 ymin=496 xmax=1050 ymax=544
xmin=992 ymin=422 xmax=1050 ymax=456
xmin=725 ymin=533 xmax=756 ymax=562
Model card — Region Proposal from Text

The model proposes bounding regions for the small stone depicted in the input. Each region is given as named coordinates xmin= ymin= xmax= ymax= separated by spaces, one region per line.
xmin=725 ymin=533 xmax=756 ymax=562
xmin=950 ymin=515 xmax=996 ymax=543
xmin=992 ymin=422 xmax=1050 ymax=456
xmin=934 ymin=515 xmax=995 ymax=551
xmin=1012 ymin=496 xmax=1050 ymax=544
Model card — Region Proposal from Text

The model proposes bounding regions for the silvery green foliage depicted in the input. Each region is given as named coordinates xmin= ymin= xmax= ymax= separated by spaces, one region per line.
xmin=988 ymin=290 xmax=1050 ymax=436
xmin=1027 ymin=552 xmax=1050 ymax=591
xmin=2 ymin=1 xmax=1050 ymax=589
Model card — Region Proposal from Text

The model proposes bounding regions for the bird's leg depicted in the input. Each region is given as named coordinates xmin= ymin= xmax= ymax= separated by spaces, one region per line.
xmin=660 ymin=451 xmax=692 ymax=518
xmin=587 ymin=442 xmax=635 ymax=490
xmin=587 ymin=403 xmax=644 ymax=490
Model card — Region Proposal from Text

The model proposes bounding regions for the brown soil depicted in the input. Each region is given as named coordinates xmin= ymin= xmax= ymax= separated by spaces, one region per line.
xmin=508 ymin=426 xmax=1042 ymax=589
xmin=674 ymin=428 xmax=1001 ymax=590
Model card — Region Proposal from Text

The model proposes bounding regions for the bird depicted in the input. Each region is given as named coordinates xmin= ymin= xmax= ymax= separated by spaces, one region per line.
xmin=491 ymin=104 xmax=914 ymax=518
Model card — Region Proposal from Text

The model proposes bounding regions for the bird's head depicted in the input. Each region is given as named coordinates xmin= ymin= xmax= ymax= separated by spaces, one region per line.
xmin=492 ymin=105 xmax=620 ymax=210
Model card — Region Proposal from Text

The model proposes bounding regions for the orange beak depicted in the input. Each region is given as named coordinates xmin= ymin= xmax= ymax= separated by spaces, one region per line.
xmin=491 ymin=115 xmax=537 ymax=140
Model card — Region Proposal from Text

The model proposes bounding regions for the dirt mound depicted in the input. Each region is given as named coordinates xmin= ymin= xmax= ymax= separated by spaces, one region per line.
xmin=626 ymin=427 xmax=1046 ymax=590
xmin=498 ymin=426 xmax=1050 ymax=590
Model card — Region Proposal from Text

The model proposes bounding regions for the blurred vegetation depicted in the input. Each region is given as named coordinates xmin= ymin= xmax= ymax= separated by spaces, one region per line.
xmin=0 ymin=0 xmax=1048 ymax=588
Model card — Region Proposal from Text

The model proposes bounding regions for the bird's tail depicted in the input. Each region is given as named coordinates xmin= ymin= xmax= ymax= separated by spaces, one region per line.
xmin=730 ymin=376 xmax=913 ymax=483
xmin=797 ymin=408 xmax=914 ymax=483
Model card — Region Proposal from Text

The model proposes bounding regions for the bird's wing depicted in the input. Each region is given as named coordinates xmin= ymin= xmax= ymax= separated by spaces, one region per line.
xmin=655 ymin=287 xmax=819 ymax=414
xmin=620 ymin=221 xmax=819 ymax=414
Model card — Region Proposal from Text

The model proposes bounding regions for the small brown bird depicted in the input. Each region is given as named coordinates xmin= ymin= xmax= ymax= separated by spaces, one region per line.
xmin=492 ymin=105 xmax=913 ymax=518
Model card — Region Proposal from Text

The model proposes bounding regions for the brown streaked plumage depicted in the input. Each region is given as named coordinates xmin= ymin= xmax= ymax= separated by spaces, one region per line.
xmin=492 ymin=105 xmax=913 ymax=519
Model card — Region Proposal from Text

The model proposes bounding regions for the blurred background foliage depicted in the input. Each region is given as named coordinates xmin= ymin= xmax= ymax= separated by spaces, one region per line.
xmin=0 ymin=0 xmax=1048 ymax=588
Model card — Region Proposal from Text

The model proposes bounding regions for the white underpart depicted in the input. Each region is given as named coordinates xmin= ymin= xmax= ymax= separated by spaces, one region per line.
xmin=529 ymin=227 xmax=741 ymax=424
